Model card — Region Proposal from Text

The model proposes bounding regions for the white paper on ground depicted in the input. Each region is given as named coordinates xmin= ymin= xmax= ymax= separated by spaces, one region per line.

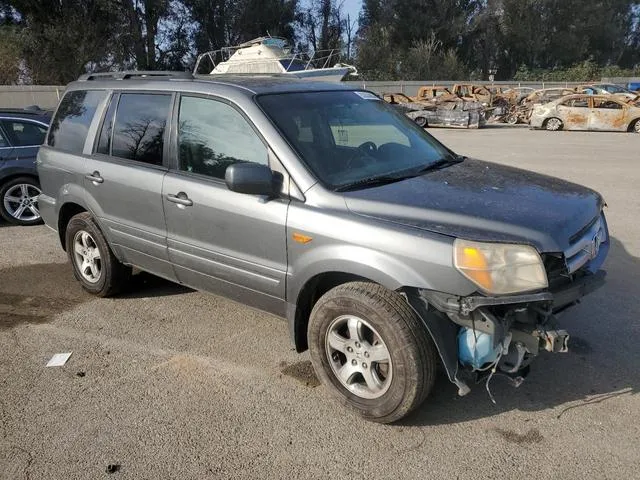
xmin=46 ymin=352 xmax=73 ymax=367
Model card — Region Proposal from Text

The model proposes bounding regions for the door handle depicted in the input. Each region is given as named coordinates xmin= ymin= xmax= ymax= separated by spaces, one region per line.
xmin=85 ymin=171 xmax=104 ymax=184
xmin=166 ymin=192 xmax=193 ymax=207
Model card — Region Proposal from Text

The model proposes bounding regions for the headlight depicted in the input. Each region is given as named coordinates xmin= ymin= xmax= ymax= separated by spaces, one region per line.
xmin=453 ymin=239 xmax=548 ymax=295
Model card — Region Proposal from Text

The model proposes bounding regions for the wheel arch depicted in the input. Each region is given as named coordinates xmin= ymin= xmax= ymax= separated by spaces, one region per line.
xmin=289 ymin=271 xmax=371 ymax=353
xmin=57 ymin=202 xmax=87 ymax=250
xmin=628 ymin=118 xmax=640 ymax=132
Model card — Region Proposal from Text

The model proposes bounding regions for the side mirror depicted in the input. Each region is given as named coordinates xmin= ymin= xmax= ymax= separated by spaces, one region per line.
xmin=225 ymin=162 xmax=275 ymax=196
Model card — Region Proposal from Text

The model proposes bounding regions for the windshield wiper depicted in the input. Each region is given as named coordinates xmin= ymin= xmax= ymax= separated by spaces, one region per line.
xmin=334 ymin=174 xmax=409 ymax=192
xmin=334 ymin=156 xmax=465 ymax=192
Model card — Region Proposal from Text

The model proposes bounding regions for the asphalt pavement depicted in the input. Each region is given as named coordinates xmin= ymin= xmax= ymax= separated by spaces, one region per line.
xmin=1 ymin=126 xmax=639 ymax=479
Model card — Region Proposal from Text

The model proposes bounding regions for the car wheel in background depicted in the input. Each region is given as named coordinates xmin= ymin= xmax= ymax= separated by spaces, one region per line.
xmin=545 ymin=117 xmax=563 ymax=131
xmin=308 ymin=282 xmax=437 ymax=424
xmin=65 ymin=212 xmax=131 ymax=297
xmin=414 ymin=117 xmax=428 ymax=128
xmin=0 ymin=176 xmax=43 ymax=226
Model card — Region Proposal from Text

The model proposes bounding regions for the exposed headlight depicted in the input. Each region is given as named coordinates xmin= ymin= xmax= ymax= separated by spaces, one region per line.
xmin=453 ymin=239 xmax=548 ymax=295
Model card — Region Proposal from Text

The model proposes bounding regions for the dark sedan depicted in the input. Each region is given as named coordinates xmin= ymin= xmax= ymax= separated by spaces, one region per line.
xmin=0 ymin=107 xmax=51 ymax=225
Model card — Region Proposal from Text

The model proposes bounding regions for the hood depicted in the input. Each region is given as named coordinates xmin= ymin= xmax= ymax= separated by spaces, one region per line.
xmin=343 ymin=159 xmax=604 ymax=253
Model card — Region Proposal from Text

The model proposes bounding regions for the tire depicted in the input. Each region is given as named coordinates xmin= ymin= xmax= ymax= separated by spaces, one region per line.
xmin=65 ymin=212 xmax=131 ymax=297
xmin=0 ymin=176 xmax=43 ymax=226
xmin=545 ymin=117 xmax=563 ymax=131
xmin=414 ymin=117 xmax=427 ymax=128
xmin=308 ymin=282 xmax=437 ymax=424
xmin=631 ymin=119 xmax=640 ymax=134
xmin=506 ymin=114 xmax=519 ymax=125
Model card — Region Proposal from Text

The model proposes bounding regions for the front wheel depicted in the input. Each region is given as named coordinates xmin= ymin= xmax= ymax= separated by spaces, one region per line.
xmin=631 ymin=119 xmax=640 ymax=133
xmin=65 ymin=212 xmax=131 ymax=297
xmin=308 ymin=282 xmax=437 ymax=423
xmin=545 ymin=117 xmax=563 ymax=131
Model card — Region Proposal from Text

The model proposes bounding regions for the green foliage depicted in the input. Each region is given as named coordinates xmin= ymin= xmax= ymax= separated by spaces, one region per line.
xmin=513 ymin=60 xmax=640 ymax=82
xmin=0 ymin=26 xmax=21 ymax=84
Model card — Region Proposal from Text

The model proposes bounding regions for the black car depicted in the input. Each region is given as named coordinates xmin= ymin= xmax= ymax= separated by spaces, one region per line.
xmin=0 ymin=107 xmax=51 ymax=225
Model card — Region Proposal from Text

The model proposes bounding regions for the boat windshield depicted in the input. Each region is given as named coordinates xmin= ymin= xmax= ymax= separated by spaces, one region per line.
xmin=280 ymin=59 xmax=306 ymax=72
xmin=258 ymin=90 xmax=456 ymax=191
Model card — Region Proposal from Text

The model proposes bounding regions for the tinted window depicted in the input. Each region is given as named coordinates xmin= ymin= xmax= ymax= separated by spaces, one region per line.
xmin=96 ymin=94 xmax=118 ymax=155
xmin=111 ymin=93 xmax=171 ymax=166
xmin=178 ymin=96 xmax=267 ymax=179
xmin=1 ymin=120 xmax=47 ymax=147
xmin=48 ymin=90 xmax=107 ymax=153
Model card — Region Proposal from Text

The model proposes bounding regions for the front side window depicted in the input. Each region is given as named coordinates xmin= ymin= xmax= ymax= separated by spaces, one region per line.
xmin=563 ymin=98 xmax=589 ymax=108
xmin=1 ymin=120 xmax=47 ymax=147
xmin=177 ymin=95 xmax=267 ymax=179
xmin=258 ymin=90 xmax=453 ymax=190
xmin=48 ymin=90 xmax=107 ymax=153
xmin=111 ymin=93 xmax=171 ymax=166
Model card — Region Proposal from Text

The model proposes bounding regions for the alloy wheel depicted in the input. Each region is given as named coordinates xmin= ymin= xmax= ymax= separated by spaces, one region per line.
xmin=3 ymin=183 xmax=41 ymax=222
xmin=325 ymin=315 xmax=393 ymax=399
xmin=72 ymin=230 xmax=102 ymax=283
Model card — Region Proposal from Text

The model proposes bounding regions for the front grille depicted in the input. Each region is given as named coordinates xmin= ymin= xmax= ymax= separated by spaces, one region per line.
xmin=564 ymin=214 xmax=607 ymax=274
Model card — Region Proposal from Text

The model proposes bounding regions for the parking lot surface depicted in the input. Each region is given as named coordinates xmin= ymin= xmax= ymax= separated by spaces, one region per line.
xmin=1 ymin=127 xmax=639 ymax=479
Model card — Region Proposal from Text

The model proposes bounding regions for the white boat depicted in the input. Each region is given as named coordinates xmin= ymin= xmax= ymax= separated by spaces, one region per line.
xmin=194 ymin=37 xmax=357 ymax=82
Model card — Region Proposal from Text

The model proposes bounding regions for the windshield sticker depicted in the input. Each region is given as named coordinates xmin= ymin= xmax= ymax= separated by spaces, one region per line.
xmin=354 ymin=91 xmax=381 ymax=100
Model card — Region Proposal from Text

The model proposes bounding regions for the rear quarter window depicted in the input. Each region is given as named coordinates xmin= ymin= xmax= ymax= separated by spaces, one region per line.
xmin=48 ymin=90 xmax=107 ymax=153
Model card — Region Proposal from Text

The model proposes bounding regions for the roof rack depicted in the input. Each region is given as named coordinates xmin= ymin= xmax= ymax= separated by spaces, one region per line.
xmin=78 ymin=71 xmax=194 ymax=81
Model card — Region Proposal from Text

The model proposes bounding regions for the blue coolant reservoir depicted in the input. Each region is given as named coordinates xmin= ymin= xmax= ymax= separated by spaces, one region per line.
xmin=458 ymin=327 xmax=501 ymax=370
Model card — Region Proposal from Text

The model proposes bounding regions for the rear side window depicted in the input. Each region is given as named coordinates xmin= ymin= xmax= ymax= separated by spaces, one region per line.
xmin=48 ymin=90 xmax=107 ymax=153
xmin=111 ymin=93 xmax=171 ymax=166
xmin=1 ymin=120 xmax=47 ymax=147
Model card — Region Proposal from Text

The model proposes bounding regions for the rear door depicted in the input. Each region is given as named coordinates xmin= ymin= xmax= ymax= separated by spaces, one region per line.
xmin=557 ymin=97 xmax=590 ymax=130
xmin=162 ymin=94 xmax=288 ymax=315
xmin=589 ymin=98 xmax=627 ymax=131
xmin=86 ymin=92 xmax=176 ymax=281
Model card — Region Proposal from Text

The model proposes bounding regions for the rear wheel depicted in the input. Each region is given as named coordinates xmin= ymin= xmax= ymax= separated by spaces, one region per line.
xmin=0 ymin=176 xmax=42 ymax=226
xmin=65 ymin=212 xmax=131 ymax=297
xmin=545 ymin=117 xmax=563 ymax=131
xmin=308 ymin=282 xmax=437 ymax=423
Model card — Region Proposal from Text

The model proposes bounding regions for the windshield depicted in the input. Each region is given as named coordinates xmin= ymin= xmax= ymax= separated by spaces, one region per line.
xmin=257 ymin=91 xmax=454 ymax=190
xmin=599 ymin=84 xmax=629 ymax=94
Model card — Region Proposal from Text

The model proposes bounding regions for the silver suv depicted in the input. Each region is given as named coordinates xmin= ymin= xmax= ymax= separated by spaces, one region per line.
xmin=37 ymin=72 xmax=609 ymax=423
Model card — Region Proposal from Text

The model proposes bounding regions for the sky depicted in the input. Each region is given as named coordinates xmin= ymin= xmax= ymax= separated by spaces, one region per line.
xmin=342 ymin=0 xmax=364 ymax=22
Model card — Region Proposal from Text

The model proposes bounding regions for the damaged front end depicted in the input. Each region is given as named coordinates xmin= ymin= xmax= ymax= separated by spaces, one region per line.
xmin=403 ymin=217 xmax=609 ymax=400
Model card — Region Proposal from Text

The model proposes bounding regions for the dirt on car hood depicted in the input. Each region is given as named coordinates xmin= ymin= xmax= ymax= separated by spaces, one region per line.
xmin=343 ymin=159 xmax=604 ymax=253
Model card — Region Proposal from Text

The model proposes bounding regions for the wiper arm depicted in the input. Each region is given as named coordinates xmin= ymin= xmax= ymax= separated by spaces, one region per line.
xmin=334 ymin=174 xmax=407 ymax=192
xmin=334 ymin=156 xmax=465 ymax=192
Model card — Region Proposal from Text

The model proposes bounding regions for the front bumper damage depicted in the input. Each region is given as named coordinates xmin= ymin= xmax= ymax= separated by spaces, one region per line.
xmin=403 ymin=269 xmax=607 ymax=397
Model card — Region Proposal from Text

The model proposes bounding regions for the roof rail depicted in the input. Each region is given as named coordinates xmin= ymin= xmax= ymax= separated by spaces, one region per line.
xmin=78 ymin=71 xmax=194 ymax=81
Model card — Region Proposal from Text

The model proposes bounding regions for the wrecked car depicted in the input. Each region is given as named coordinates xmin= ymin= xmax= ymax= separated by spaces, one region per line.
xmin=530 ymin=94 xmax=640 ymax=132
xmin=384 ymin=92 xmax=485 ymax=129
xmin=39 ymin=73 xmax=609 ymax=423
